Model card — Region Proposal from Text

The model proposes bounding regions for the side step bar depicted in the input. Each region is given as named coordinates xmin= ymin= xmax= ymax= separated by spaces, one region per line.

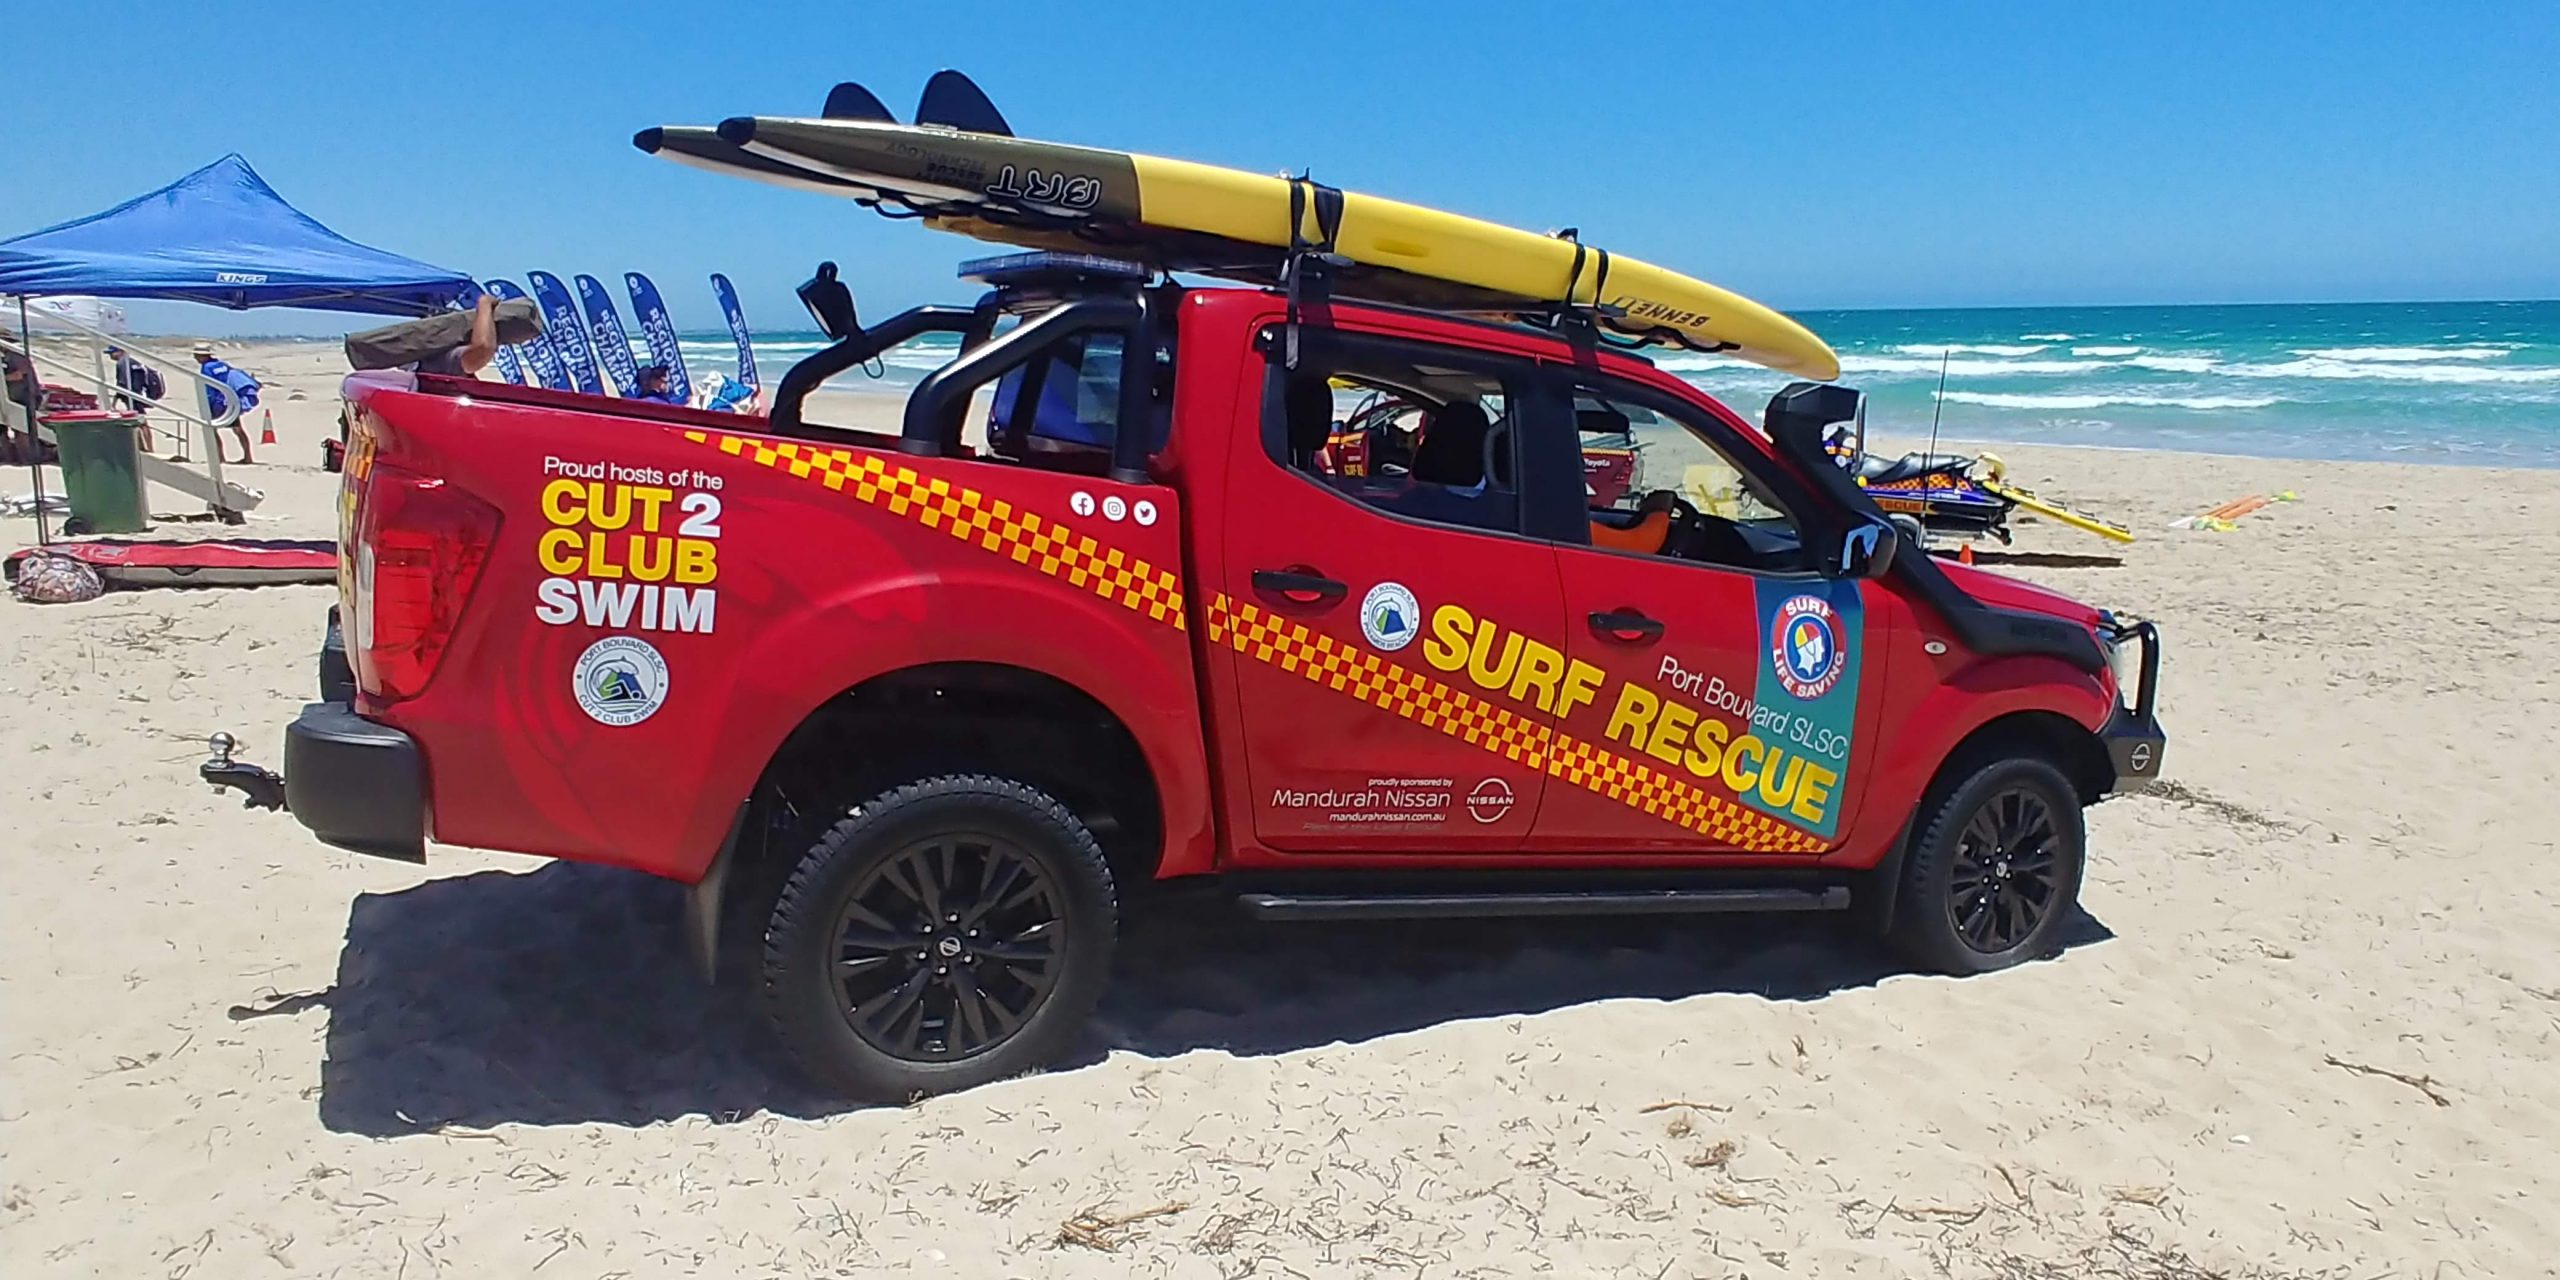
xmin=1236 ymin=887 xmax=1849 ymax=922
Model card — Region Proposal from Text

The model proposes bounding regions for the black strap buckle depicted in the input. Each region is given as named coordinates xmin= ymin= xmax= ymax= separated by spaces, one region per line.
xmin=1282 ymin=174 xmax=1346 ymax=369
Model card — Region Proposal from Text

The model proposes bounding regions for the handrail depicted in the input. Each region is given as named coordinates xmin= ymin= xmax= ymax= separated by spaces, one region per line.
xmin=2 ymin=300 xmax=242 ymax=428
xmin=17 ymin=346 xmax=234 ymax=437
xmin=6 ymin=333 xmax=251 ymax=515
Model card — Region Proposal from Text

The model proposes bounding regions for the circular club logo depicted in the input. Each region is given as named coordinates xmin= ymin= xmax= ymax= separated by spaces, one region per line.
xmin=1467 ymin=777 xmax=1517 ymax=824
xmin=573 ymin=635 xmax=670 ymax=727
xmin=1770 ymin=595 xmax=1846 ymax=700
xmin=1361 ymin=581 xmax=1421 ymax=651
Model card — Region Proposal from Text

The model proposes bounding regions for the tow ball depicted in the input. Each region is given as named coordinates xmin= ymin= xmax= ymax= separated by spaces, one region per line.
xmin=201 ymin=732 xmax=287 ymax=812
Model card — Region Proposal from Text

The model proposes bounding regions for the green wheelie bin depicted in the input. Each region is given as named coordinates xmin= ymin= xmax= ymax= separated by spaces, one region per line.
xmin=49 ymin=411 xmax=150 ymax=534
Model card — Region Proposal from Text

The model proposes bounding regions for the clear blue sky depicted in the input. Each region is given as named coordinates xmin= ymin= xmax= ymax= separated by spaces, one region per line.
xmin=8 ymin=1 xmax=2556 ymax=334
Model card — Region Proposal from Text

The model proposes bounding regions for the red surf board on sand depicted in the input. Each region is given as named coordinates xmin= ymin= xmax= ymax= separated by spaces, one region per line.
xmin=4 ymin=539 xmax=336 ymax=588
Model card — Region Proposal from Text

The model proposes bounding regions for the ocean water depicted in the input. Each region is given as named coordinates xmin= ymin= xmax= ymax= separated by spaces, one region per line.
xmin=678 ymin=298 xmax=2560 ymax=467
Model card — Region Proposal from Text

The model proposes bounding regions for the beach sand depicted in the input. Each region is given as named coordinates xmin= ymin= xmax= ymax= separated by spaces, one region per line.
xmin=3 ymin=341 xmax=2555 ymax=1277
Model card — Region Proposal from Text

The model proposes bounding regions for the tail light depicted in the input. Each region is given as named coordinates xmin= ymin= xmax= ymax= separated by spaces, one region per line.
xmin=348 ymin=461 xmax=501 ymax=704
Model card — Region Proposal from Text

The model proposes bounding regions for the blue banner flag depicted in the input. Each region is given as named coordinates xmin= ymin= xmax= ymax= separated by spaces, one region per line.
xmin=483 ymin=279 xmax=567 ymax=390
xmin=623 ymin=272 xmax=693 ymax=404
xmin=575 ymin=274 xmax=641 ymax=397
xmin=527 ymin=271 xmax=604 ymax=396
xmin=711 ymin=273 xmax=757 ymax=390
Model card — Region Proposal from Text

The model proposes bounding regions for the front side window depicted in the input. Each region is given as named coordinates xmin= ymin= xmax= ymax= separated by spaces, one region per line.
xmin=1573 ymin=383 xmax=1809 ymax=574
xmin=1264 ymin=337 xmax=1524 ymax=535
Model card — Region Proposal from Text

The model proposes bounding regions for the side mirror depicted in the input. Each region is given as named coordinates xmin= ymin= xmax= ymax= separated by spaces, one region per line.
xmin=797 ymin=261 xmax=861 ymax=341
xmin=1833 ymin=519 xmax=1898 ymax=580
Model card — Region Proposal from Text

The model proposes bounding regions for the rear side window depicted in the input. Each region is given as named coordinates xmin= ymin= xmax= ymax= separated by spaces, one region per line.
xmin=986 ymin=328 xmax=1174 ymax=464
xmin=1261 ymin=333 xmax=1527 ymax=535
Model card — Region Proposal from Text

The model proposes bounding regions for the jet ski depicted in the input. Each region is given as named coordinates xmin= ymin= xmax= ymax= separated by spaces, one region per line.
xmin=1828 ymin=430 xmax=2134 ymax=547
xmin=1853 ymin=449 xmax=2017 ymax=543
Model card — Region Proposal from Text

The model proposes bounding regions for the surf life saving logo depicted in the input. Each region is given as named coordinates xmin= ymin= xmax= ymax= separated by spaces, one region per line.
xmin=1744 ymin=582 xmax=1863 ymax=840
xmin=572 ymin=635 xmax=669 ymax=727
xmin=1362 ymin=582 xmax=1421 ymax=652
xmin=1770 ymin=595 xmax=1846 ymax=701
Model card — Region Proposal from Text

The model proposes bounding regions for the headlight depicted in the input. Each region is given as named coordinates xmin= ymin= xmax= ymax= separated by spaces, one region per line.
xmin=2096 ymin=613 xmax=2155 ymax=717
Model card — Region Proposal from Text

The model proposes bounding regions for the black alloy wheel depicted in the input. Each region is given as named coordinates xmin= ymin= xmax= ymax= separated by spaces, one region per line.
xmin=830 ymin=832 xmax=1066 ymax=1061
xmin=763 ymin=775 xmax=1117 ymax=1101
xmin=1944 ymin=786 xmax=2064 ymax=954
xmin=1887 ymin=754 xmax=2086 ymax=974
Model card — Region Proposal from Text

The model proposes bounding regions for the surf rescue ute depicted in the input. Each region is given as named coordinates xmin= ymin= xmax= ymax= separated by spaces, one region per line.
xmin=201 ymin=77 xmax=2164 ymax=1101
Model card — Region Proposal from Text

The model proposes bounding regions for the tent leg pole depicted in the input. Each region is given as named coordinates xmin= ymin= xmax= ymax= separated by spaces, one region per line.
xmin=18 ymin=298 xmax=50 ymax=547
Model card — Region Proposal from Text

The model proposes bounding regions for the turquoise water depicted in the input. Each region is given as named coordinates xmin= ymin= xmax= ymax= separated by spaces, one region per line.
xmin=678 ymin=299 xmax=2560 ymax=467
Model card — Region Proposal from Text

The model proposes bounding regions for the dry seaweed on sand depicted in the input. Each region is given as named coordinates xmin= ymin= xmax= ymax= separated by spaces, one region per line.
xmin=1055 ymin=1201 xmax=1186 ymax=1251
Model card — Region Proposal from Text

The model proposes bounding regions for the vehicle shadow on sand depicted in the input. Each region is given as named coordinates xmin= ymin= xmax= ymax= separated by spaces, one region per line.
xmin=1962 ymin=549 xmax=2126 ymax=570
xmin=311 ymin=863 xmax=2110 ymax=1135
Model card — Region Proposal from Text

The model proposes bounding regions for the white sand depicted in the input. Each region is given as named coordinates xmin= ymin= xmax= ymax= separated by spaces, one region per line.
xmin=4 ymin=343 xmax=2555 ymax=1277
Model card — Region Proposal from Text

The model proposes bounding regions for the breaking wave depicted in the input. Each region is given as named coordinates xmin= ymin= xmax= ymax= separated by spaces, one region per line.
xmin=1841 ymin=355 xmax=2109 ymax=377
xmin=2073 ymin=345 xmax=2142 ymax=356
xmin=2126 ymin=355 xmax=2218 ymax=374
xmin=2221 ymin=357 xmax=2560 ymax=385
xmin=2293 ymin=345 xmax=2514 ymax=362
xmin=1936 ymin=391 xmax=2282 ymax=411
xmin=1887 ymin=342 xmax=2050 ymax=357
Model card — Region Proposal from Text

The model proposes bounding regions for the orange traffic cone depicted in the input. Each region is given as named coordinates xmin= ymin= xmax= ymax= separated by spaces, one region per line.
xmin=1958 ymin=542 xmax=1975 ymax=566
xmin=258 ymin=409 xmax=277 ymax=447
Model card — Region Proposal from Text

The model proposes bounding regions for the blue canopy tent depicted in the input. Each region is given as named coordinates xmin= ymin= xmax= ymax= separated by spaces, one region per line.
xmin=0 ymin=154 xmax=468 ymax=315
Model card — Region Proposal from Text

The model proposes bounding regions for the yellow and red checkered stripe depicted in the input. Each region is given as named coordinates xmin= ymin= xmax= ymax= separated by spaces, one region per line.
xmin=687 ymin=430 xmax=1823 ymax=852
xmin=1210 ymin=597 xmax=1826 ymax=854
xmin=687 ymin=431 xmax=1185 ymax=628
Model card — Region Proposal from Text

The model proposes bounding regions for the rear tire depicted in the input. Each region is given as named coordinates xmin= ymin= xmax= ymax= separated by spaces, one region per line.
xmin=1887 ymin=755 xmax=2084 ymax=974
xmin=761 ymin=775 xmax=1117 ymax=1101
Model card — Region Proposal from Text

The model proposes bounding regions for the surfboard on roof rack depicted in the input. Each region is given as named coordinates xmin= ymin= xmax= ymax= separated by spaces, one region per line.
xmin=635 ymin=72 xmax=1839 ymax=380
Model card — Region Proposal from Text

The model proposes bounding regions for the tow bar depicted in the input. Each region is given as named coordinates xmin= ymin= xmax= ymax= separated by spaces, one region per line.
xmin=201 ymin=732 xmax=287 ymax=811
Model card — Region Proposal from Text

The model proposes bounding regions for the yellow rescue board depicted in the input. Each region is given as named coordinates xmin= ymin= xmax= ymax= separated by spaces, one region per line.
xmin=1982 ymin=479 xmax=2137 ymax=544
xmin=659 ymin=117 xmax=1841 ymax=381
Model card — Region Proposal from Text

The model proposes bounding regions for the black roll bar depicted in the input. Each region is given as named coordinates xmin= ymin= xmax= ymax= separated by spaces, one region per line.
xmin=899 ymin=296 xmax=1142 ymax=459
xmin=770 ymin=305 xmax=980 ymax=435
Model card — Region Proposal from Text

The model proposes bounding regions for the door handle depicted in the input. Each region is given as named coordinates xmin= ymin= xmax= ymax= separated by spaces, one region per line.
xmin=1588 ymin=609 xmax=1664 ymax=642
xmin=1253 ymin=568 xmax=1349 ymax=605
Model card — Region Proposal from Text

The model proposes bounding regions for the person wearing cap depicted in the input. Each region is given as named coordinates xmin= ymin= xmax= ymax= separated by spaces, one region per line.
xmin=632 ymin=363 xmax=685 ymax=405
xmin=194 ymin=343 xmax=263 ymax=464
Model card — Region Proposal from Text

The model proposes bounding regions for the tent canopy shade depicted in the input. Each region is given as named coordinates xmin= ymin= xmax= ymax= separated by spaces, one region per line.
xmin=0 ymin=155 xmax=469 ymax=316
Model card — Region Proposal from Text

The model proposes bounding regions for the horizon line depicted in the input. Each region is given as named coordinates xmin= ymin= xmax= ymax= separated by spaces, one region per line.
xmin=91 ymin=293 xmax=2560 ymax=340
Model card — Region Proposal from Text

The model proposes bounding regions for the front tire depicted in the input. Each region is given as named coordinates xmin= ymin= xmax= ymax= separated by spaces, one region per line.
xmin=1887 ymin=755 xmax=2085 ymax=974
xmin=761 ymin=775 xmax=1117 ymax=1101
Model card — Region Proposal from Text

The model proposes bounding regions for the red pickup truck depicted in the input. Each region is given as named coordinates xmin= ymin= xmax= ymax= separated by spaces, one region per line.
xmin=207 ymin=254 xmax=2161 ymax=1101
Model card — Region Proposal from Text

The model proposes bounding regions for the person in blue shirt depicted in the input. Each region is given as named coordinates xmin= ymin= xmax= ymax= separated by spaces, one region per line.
xmin=192 ymin=342 xmax=262 ymax=464
xmin=632 ymin=364 xmax=686 ymax=405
